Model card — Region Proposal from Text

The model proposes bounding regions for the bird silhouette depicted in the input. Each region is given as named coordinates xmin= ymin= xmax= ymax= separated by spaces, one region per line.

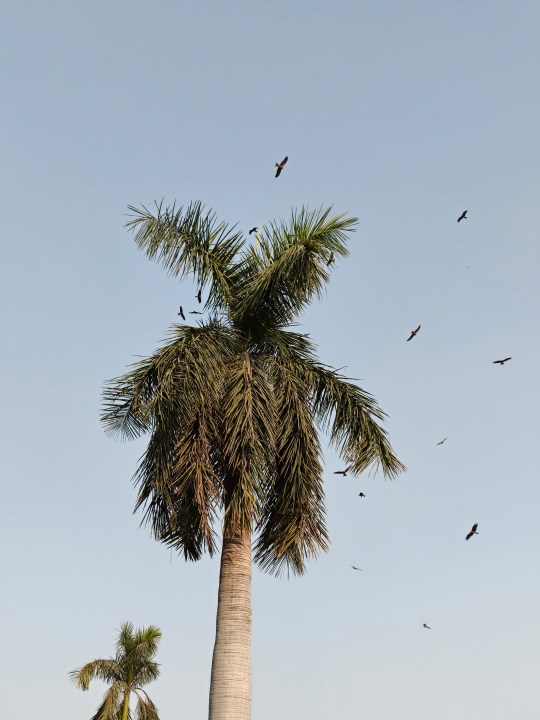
xmin=196 ymin=289 xmax=202 ymax=304
xmin=407 ymin=325 xmax=421 ymax=341
xmin=358 ymin=492 xmax=366 ymax=498
xmin=275 ymin=156 xmax=288 ymax=177
xmin=189 ymin=310 xmax=202 ymax=315
xmin=422 ymin=624 xmax=431 ymax=630
xmin=436 ymin=437 xmax=447 ymax=445
xmin=351 ymin=565 xmax=363 ymax=571
xmin=465 ymin=523 xmax=479 ymax=541
xmin=493 ymin=357 xmax=512 ymax=365
xmin=327 ymin=252 xmax=335 ymax=267
xmin=178 ymin=306 xmax=185 ymax=321
xmin=248 ymin=227 xmax=257 ymax=235
xmin=457 ymin=210 xmax=468 ymax=222
xmin=334 ymin=465 xmax=352 ymax=476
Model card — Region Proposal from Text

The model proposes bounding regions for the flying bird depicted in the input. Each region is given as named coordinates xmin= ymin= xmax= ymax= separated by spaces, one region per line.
xmin=422 ymin=624 xmax=431 ymax=630
xmin=465 ymin=523 xmax=479 ymax=541
xmin=407 ymin=325 xmax=421 ymax=341
xmin=334 ymin=465 xmax=352 ymax=476
xmin=457 ymin=210 xmax=468 ymax=222
xmin=358 ymin=492 xmax=366 ymax=498
xmin=275 ymin=156 xmax=288 ymax=177
xmin=196 ymin=289 xmax=202 ymax=304
xmin=189 ymin=310 xmax=203 ymax=315
xmin=327 ymin=252 xmax=335 ymax=267
xmin=248 ymin=227 xmax=258 ymax=235
xmin=493 ymin=357 xmax=512 ymax=365
xmin=178 ymin=306 xmax=185 ymax=320
xmin=351 ymin=565 xmax=363 ymax=571
xmin=436 ymin=437 xmax=447 ymax=445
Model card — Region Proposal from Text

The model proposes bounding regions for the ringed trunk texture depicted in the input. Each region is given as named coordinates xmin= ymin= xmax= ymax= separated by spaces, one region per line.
xmin=208 ymin=524 xmax=252 ymax=720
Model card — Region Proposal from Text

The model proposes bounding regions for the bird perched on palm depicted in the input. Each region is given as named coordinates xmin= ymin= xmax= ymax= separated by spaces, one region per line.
xmin=102 ymin=201 xmax=404 ymax=720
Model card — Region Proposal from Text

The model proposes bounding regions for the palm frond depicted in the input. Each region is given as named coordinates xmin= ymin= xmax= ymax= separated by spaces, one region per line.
xmin=133 ymin=690 xmax=160 ymax=720
xmin=102 ymin=321 xmax=238 ymax=441
xmin=254 ymin=358 xmax=328 ymax=576
xmin=115 ymin=323 xmax=241 ymax=558
xmin=235 ymin=207 xmax=357 ymax=330
xmin=219 ymin=352 xmax=277 ymax=534
xmin=70 ymin=659 xmax=123 ymax=690
xmin=126 ymin=201 xmax=245 ymax=312
xmin=90 ymin=681 xmax=125 ymax=720
xmin=280 ymin=352 xmax=405 ymax=479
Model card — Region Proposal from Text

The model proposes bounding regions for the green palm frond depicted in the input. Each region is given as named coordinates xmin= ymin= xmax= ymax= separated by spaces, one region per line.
xmin=102 ymin=321 xmax=238 ymax=441
xmin=70 ymin=659 xmax=124 ymax=690
xmin=220 ymin=352 xmax=277 ymax=534
xmin=283 ymin=354 xmax=405 ymax=479
xmin=254 ymin=357 xmax=328 ymax=576
xmin=126 ymin=201 xmax=245 ymax=312
xmin=235 ymin=207 xmax=357 ymax=330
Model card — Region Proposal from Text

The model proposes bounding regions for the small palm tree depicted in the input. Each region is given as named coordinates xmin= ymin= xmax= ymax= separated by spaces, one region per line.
xmin=103 ymin=202 xmax=405 ymax=720
xmin=70 ymin=622 xmax=161 ymax=720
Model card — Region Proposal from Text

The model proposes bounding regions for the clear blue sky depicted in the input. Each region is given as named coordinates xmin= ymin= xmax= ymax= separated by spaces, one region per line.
xmin=2 ymin=1 xmax=539 ymax=718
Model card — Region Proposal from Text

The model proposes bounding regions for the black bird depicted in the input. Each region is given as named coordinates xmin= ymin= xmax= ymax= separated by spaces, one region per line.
xmin=436 ymin=437 xmax=447 ymax=446
xmin=275 ymin=156 xmax=288 ymax=177
xmin=249 ymin=227 xmax=258 ymax=235
xmin=327 ymin=252 xmax=335 ymax=267
xmin=493 ymin=357 xmax=512 ymax=365
xmin=189 ymin=310 xmax=202 ymax=315
xmin=422 ymin=624 xmax=431 ymax=630
xmin=358 ymin=492 xmax=366 ymax=498
xmin=407 ymin=325 xmax=421 ymax=342
xmin=465 ymin=523 xmax=479 ymax=541
xmin=351 ymin=565 xmax=363 ymax=571
xmin=178 ymin=306 xmax=185 ymax=321
xmin=334 ymin=465 xmax=352 ymax=476
xmin=196 ymin=289 xmax=202 ymax=304
xmin=457 ymin=210 xmax=468 ymax=222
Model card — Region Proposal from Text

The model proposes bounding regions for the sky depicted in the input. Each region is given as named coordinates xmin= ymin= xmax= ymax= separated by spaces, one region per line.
xmin=1 ymin=1 xmax=539 ymax=718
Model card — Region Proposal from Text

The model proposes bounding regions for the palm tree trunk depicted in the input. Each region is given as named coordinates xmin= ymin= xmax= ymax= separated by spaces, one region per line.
xmin=208 ymin=521 xmax=252 ymax=720
xmin=121 ymin=689 xmax=130 ymax=720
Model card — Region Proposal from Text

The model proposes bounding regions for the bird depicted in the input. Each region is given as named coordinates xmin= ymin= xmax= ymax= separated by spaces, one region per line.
xmin=358 ymin=492 xmax=366 ymax=498
xmin=493 ymin=357 xmax=512 ymax=365
xmin=465 ymin=523 xmax=479 ymax=541
xmin=178 ymin=306 xmax=185 ymax=321
xmin=196 ymin=289 xmax=202 ymax=304
xmin=275 ymin=156 xmax=288 ymax=177
xmin=351 ymin=565 xmax=363 ymax=571
xmin=407 ymin=325 xmax=421 ymax=341
xmin=457 ymin=210 xmax=468 ymax=222
xmin=436 ymin=437 xmax=447 ymax=445
xmin=422 ymin=623 xmax=431 ymax=630
xmin=248 ymin=227 xmax=258 ymax=235
xmin=327 ymin=252 xmax=335 ymax=267
xmin=334 ymin=465 xmax=352 ymax=476
xmin=189 ymin=310 xmax=202 ymax=315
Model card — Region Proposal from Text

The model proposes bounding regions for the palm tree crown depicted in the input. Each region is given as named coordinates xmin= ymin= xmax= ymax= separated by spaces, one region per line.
xmin=70 ymin=622 xmax=162 ymax=720
xmin=102 ymin=202 xmax=405 ymax=575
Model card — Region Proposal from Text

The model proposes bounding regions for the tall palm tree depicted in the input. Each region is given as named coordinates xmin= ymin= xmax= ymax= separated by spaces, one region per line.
xmin=102 ymin=202 xmax=405 ymax=720
xmin=70 ymin=622 xmax=161 ymax=720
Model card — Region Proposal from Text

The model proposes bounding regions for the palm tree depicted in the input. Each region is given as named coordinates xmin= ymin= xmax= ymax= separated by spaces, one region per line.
xmin=102 ymin=202 xmax=405 ymax=720
xmin=70 ymin=622 xmax=161 ymax=720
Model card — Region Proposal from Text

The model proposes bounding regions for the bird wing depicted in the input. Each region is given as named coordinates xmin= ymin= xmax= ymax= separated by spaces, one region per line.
xmin=275 ymin=166 xmax=282 ymax=177
xmin=465 ymin=531 xmax=473 ymax=540
xmin=472 ymin=523 xmax=478 ymax=532
xmin=281 ymin=156 xmax=288 ymax=166
xmin=504 ymin=357 xmax=512 ymax=362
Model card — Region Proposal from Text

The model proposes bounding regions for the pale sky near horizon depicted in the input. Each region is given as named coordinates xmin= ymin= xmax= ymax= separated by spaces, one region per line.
xmin=2 ymin=1 xmax=539 ymax=719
